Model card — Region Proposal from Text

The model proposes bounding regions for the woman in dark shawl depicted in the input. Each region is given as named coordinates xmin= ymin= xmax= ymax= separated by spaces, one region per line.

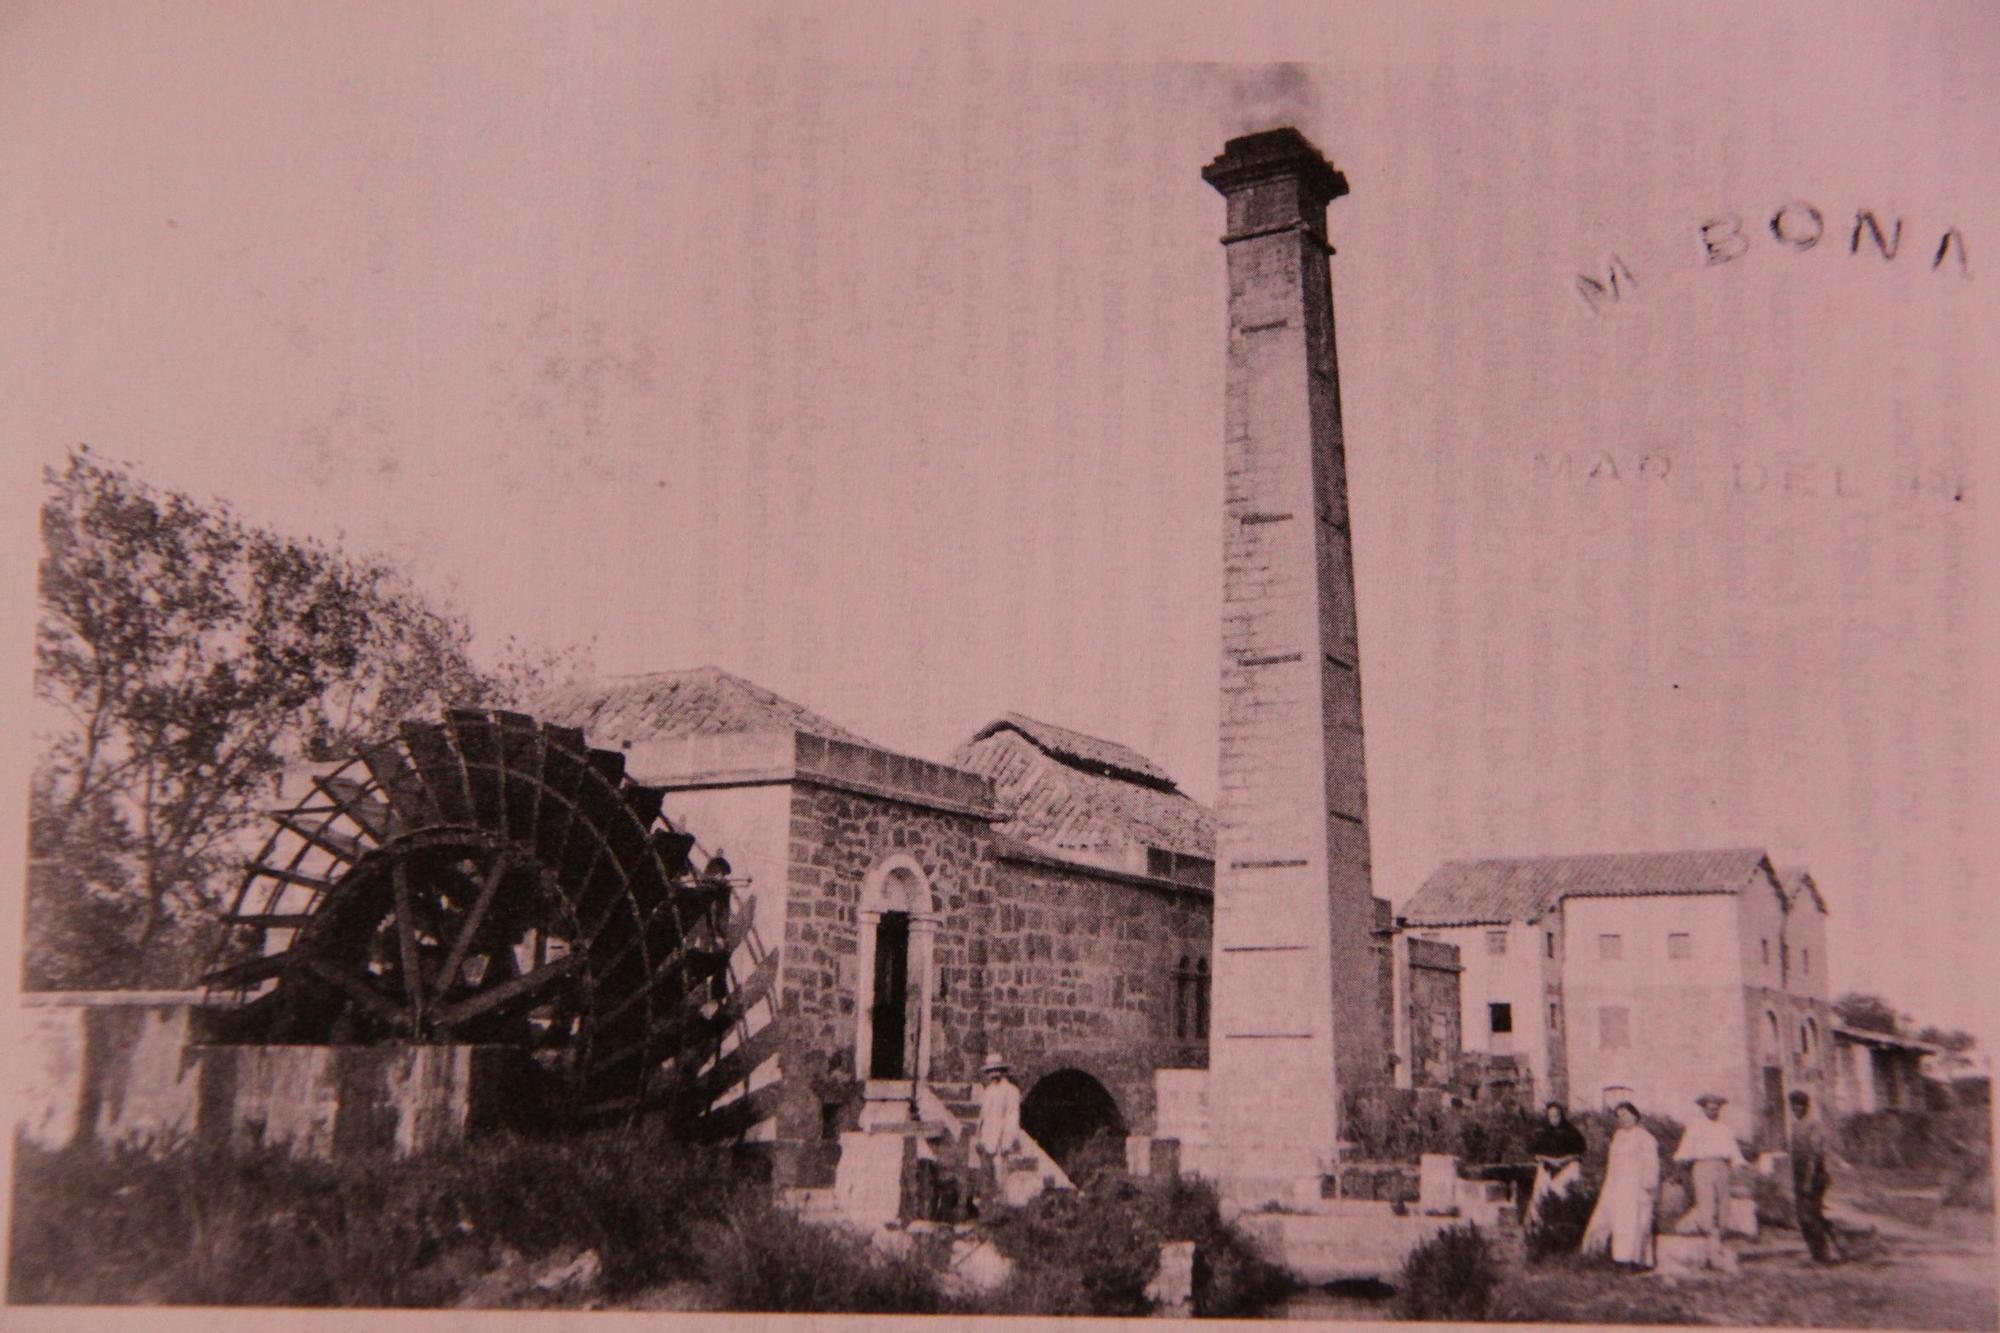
xmin=1527 ymin=1100 xmax=1588 ymax=1221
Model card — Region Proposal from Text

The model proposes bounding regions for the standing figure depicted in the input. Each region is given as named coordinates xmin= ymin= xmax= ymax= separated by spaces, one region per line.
xmin=971 ymin=1052 xmax=1023 ymax=1202
xmin=1788 ymin=1090 xmax=1845 ymax=1264
xmin=1581 ymin=1101 xmax=1661 ymax=1269
xmin=1672 ymin=1092 xmax=1746 ymax=1264
xmin=1527 ymin=1101 xmax=1588 ymax=1223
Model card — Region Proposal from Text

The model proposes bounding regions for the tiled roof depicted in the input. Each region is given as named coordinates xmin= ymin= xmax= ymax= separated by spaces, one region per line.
xmin=535 ymin=667 xmax=874 ymax=749
xmin=963 ymin=713 xmax=1177 ymax=789
xmin=1402 ymin=848 xmax=1776 ymax=926
xmin=1777 ymin=866 xmax=1830 ymax=915
xmin=952 ymin=724 xmax=1216 ymax=860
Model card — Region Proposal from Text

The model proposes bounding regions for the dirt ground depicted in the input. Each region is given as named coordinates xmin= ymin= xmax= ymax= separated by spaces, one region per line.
xmin=1279 ymin=1170 xmax=1996 ymax=1327
xmin=1493 ymin=1176 xmax=1995 ymax=1329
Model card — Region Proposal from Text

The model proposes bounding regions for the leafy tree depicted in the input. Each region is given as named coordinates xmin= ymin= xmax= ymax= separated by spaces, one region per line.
xmin=1916 ymin=1027 xmax=1979 ymax=1056
xmin=28 ymin=446 xmax=587 ymax=990
xmin=1832 ymin=993 xmax=1905 ymax=1036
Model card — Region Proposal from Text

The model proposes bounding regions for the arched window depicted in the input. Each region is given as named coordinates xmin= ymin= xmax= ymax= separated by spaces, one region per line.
xmin=1195 ymin=959 xmax=1211 ymax=1039
xmin=1800 ymin=1017 xmax=1819 ymax=1058
xmin=1173 ymin=956 xmax=1192 ymax=1039
xmin=1766 ymin=1011 xmax=1781 ymax=1059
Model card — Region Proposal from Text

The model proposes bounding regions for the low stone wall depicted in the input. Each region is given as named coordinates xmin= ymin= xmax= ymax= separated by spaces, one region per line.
xmin=197 ymin=1043 xmax=528 ymax=1158
xmin=17 ymin=993 xmax=204 ymax=1150
xmin=15 ymin=992 xmax=528 ymax=1159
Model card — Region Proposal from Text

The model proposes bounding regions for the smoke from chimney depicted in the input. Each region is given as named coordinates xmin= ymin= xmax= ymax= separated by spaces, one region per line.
xmin=1183 ymin=62 xmax=1323 ymax=138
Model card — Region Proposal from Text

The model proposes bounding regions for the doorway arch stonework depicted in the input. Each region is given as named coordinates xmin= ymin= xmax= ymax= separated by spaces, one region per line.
xmin=853 ymin=854 xmax=940 ymax=1087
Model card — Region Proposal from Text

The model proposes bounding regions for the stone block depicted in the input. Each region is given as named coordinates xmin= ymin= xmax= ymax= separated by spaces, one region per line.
xmin=942 ymin=1238 xmax=1014 ymax=1297
xmin=1238 ymin=1202 xmax=1459 ymax=1283
xmin=1418 ymin=1153 xmax=1461 ymax=1214
xmin=1146 ymin=1240 xmax=1197 ymax=1317
xmin=17 ymin=1007 xmax=86 ymax=1150
xmin=1655 ymin=1233 xmax=1737 ymax=1277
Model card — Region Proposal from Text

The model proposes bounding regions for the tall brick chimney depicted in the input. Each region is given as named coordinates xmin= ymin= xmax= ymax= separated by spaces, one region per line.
xmin=1202 ymin=128 xmax=1381 ymax=1202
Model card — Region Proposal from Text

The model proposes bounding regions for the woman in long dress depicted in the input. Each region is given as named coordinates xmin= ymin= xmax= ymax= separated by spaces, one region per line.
xmin=1527 ymin=1101 xmax=1588 ymax=1223
xmin=1581 ymin=1101 xmax=1661 ymax=1268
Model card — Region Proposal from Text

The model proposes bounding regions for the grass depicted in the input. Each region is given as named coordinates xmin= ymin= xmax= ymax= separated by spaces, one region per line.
xmin=7 ymin=1130 xmax=940 ymax=1312
xmin=9 ymin=1129 xmax=1288 ymax=1316
xmin=1491 ymin=1255 xmax=1998 ymax=1329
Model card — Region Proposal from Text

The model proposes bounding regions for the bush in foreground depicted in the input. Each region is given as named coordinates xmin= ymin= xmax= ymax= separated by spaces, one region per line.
xmin=982 ymin=1173 xmax=1293 ymax=1318
xmin=1527 ymin=1183 xmax=1599 ymax=1262
xmin=1395 ymin=1222 xmax=1498 ymax=1321
xmin=693 ymin=1197 xmax=943 ymax=1314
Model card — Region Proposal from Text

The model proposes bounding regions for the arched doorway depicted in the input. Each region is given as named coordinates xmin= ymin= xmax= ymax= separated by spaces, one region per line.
xmin=854 ymin=855 xmax=938 ymax=1086
xmin=1020 ymin=1068 xmax=1126 ymax=1173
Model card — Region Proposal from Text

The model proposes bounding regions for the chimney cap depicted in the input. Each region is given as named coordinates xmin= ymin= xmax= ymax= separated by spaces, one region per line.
xmin=1202 ymin=127 xmax=1348 ymax=204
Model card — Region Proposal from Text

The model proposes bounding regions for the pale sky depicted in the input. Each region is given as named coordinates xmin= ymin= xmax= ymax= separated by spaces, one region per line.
xmin=1 ymin=3 xmax=1992 ymax=1037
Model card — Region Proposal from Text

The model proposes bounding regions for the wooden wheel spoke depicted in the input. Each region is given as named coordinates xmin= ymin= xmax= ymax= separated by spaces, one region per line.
xmin=302 ymin=957 xmax=412 ymax=1030
xmin=391 ymin=861 xmax=427 ymax=1027
xmin=202 ymin=948 xmax=294 ymax=989
xmin=433 ymin=954 xmax=580 ymax=1029
xmin=435 ymin=853 xmax=510 ymax=1005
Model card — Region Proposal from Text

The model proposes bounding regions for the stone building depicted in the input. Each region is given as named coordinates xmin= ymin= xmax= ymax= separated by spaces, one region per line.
xmin=535 ymin=666 xmax=1459 ymax=1183
xmin=1402 ymin=848 xmax=1836 ymax=1146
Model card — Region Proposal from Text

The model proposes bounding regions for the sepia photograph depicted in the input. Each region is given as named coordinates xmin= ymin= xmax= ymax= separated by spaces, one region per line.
xmin=1 ymin=2 xmax=1993 ymax=1326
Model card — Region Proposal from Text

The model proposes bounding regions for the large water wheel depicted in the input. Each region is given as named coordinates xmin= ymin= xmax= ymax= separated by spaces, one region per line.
xmin=201 ymin=708 xmax=781 ymax=1139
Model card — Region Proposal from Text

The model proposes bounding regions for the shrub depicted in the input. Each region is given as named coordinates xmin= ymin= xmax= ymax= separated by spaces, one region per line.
xmin=691 ymin=1196 xmax=942 ymax=1314
xmin=1526 ymin=1182 xmax=1599 ymax=1262
xmin=8 ymin=1128 xmax=756 ymax=1307
xmin=1061 ymin=1126 xmax=1131 ymax=1192
xmin=1342 ymin=1088 xmax=1543 ymax=1165
xmin=984 ymin=1183 xmax=1162 ymax=1316
xmin=1750 ymin=1170 xmax=1797 ymax=1231
xmin=1839 ymin=1108 xmax=1989 ymax=1173
xmin=1395 ymin=1223 xmax=1498 ymax=1321
xmin=981 ymin=1173 xmax=1292 ymax=1318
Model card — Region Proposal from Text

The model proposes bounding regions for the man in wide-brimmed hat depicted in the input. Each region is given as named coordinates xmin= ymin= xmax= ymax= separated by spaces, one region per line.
xmin=971 ymin=1053 xmax=1023 ymax=1202
xmin=1672 ymin=1092 xmax=1746 ymax=1264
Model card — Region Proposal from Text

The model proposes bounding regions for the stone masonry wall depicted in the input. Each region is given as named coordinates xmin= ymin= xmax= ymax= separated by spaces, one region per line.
xmin=985 ymin=856 xmax=1212 ymax=1135
xmin=1404 ymin=937 xmax=1462 ymax=1091
xmin=770 ymin=776 xmax=1214 ymax=1167
xmin=777 ymin=781 xmax=997 ymax=1141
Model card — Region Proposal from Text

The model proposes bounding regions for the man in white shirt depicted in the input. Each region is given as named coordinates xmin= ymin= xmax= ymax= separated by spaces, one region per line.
xmin=1672 ymin=1092 xmax=1747 ymax=1262
xmin=971 ymin=1052 xmax=1023 ymax=1201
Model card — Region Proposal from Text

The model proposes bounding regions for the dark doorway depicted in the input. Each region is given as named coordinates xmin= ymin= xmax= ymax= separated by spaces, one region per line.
xmin=1762 ymin=1066 xmax=1786 ymax=1147
xmin=869 ymin=912 xmax=910 ymax=1079
xmin=1020 ymin=1068 xmax=1126 ymax=1173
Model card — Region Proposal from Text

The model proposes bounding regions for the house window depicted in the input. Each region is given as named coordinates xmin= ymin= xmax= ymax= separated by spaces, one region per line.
xmin=1549 ymin=1001 xmax=1560 ymax=1029
xmin=1485 ymin=930 xmax=1508 ymax=956
xmin=1545 ymin=931 xmax=1556 ymax=959
xmin=1766 ymin=1011 xmax=1782 ymax=1061
xmin=1802 ymin=948 xmax=1810 ymax=973
xmin=1668 ymin=932 xmax=1693 ymax=960
xmin=1173 ymin=957 xmax=1193 ymax=1040
xmin=1195 ymin=960 xmax=1210 ymax=1039
xmin=1489 ymin=1002 xmax=1513 ymax=1035
xmin=1598 ymin=933 xmax=1623 ymax=961
xmin=1761 ymin=939 xmax=1771 ymax=964
xmin=1600 ymin=1006 xmax=1631 ymax=1050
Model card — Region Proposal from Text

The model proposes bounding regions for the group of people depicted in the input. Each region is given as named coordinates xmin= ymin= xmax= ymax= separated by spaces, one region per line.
xmin=1526 ymin=1088 xmax=1845 ymax=1270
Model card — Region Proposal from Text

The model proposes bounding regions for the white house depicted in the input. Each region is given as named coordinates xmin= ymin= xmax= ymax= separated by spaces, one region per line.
xmin=1402 ymin=848 xmax=1837 ymax=1147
